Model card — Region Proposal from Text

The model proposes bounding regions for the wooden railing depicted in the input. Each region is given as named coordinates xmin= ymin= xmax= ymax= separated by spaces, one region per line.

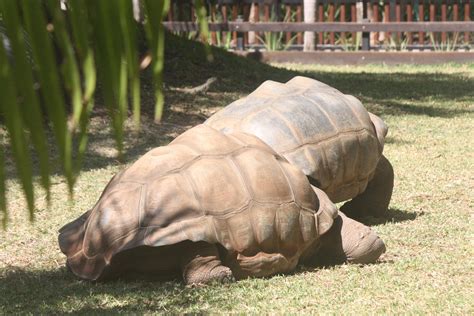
xmin=164 ymin=0 xmax=473 ymax=51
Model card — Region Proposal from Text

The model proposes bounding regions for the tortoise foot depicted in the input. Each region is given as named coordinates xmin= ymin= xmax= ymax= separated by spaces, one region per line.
xmin=341 ymin=155 xmax=394 ymax=219
xmin=181 ymin=242 xmax=235 ymax=285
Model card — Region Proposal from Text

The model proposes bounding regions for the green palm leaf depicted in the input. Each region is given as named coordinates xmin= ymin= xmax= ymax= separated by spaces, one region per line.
xmin=119 ymin=0 xmax=141 ymax=128
xmin=143 ymin=0 xmax=169 ymax=122
xmin=0 ymin=37 xmax=35 ymax=220
xmin=67 ymin=0 xmax=96 ymax=175
xmin=1 ymin=0 xmax=51 ymax=202
xmin=89 ymin=1 xmax=126 ymax=158
xmin=21 ymin=0 xmax=74 ymax=194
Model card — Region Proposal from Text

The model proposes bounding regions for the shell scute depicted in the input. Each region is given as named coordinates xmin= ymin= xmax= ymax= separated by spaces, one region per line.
xmin=233 ymin=149 xmax=293 ymax=204
xmin=171 ymin=124 xmax=241 ymax=155
xmin=83 ymin=182 xmax=143 ymax=257
xmin=241 ymin=107 xmax=298 ymax=151
xmin=185 ymin=157 xmax=250 ymax=215
xmin=299 ymin=210 xmax=317 ymax=243
xmin=225 ymin=209 xmax=257 ymax=254
xmin=249 ymin=203 xmax=277 ymax=252
xmin=277 ymin=161 xmax=318 ymax=210
xmin=140 ymin=174 xmax=200 ymax=228
xmin=275 ymin=203 xmax=302 ymax=255
xmin=122 ymin=145 xmax=197 ymax=182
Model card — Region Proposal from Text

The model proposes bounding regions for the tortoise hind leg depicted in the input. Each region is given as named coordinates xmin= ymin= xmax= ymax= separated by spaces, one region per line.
xmin=180 ymin=241 xmax=234 ymax=285
xmin=341 ymin=155 xmax=394 ymax=219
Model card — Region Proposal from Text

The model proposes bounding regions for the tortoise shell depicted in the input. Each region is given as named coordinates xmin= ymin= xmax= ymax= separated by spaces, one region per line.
xmin=206 ymin=76 xmax=388 ymax=203
xmin=59 ymin=124 xmax=337 ymax=280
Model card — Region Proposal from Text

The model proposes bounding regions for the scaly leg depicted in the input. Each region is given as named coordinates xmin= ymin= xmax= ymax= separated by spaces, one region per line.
xmin=341 ymin=155 xmax=394 ymax=219
xmin=225 ymin=251 xmax=297 ymax=280
xmin=180 ymin=242 xmax=234 ymax=285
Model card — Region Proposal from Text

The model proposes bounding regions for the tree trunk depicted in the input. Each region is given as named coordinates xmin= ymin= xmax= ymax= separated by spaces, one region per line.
xmin=303 ymin=0 xmax=316 ymax=51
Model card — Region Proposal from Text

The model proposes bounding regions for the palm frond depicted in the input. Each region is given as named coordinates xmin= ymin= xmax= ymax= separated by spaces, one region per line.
xmin=0 ymin=0 xmax=208 ymax=224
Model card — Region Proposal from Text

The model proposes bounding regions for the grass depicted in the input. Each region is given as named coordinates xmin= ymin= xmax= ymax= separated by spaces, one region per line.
xmin=1 ymin=36 xmax=473 ymax=314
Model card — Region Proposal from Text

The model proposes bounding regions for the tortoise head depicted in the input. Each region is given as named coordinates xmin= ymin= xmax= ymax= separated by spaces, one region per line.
xmin=315 ymin=213 xmax=386 ymax=266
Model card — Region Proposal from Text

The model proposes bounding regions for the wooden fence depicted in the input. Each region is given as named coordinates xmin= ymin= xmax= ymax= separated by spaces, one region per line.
xmin=163 ymin=0 xmax=474 ymax=51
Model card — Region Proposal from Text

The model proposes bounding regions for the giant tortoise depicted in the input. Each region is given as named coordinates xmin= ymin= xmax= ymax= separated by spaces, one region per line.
xmin=59 ymin=125 xmax=385 ymax=284
xmin=206 ymin=76 xmax=394 ymax=218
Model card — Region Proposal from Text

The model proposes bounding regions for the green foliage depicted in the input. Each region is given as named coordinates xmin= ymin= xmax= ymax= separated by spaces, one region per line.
xmin=0 ymin=0 xmax=208 ymax=224
xmin=430 ymin=32 xmax=460 ymax=52
xmin=257 ymin=31 xmax=297 ymax=52
xmin=257 ymin=7 xmax=296 ymax=52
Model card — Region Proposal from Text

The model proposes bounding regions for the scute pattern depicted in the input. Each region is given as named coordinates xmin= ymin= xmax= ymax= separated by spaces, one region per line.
xmin=241 ymin=107 xmax=297 ymax=151
xmin=59 ymin=124 xmax=336 ymax=281
xmin=206 ymin=76 xmax=386 ymax=203
xmin=185 ymin=157 xmax=250 ymax=214
xmin=233 ymin=149 xmax=293 ymax=204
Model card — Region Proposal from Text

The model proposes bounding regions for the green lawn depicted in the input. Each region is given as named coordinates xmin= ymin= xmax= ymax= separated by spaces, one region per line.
xmin=1 ymin=41 xmax=473 ymax=313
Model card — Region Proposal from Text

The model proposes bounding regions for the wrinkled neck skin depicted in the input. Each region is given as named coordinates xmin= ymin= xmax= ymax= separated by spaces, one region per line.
xmin=300 ymin=213 xmax=386 ymax=267
xmin=298 ymin=218 xmax=346 ymax=267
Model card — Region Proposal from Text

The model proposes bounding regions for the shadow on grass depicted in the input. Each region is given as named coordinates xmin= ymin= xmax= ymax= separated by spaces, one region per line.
xmin=0 ymin=253 xmax=390 ymax=314
xmin=3 ymin=107 xmax=204 ymax=180
xmin=2 ymin=261 xmax=369 ymax=314
xmin=280 ymin=71 xmax=472 ymax=118
xmin=361 ymin=208 xmax=422 ymax=226
xmin=163 ymin=34 xmax=473 ymax=119
xmin=0 ymin=267 xmax=206 ymax=314
xmin=384 ymin=136 xmax=412 ymax=145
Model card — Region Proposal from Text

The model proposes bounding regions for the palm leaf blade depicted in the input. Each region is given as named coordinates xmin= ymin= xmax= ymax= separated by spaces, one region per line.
xmin=21 ymin=0 xmax=74 ymax=194
xmin=119 ymin=0 xmax=141 ymax=129
xmin=2 ymin=0 xmax=51 ymax=201
xmin=0 ymin=37 xmax=35 ymax=220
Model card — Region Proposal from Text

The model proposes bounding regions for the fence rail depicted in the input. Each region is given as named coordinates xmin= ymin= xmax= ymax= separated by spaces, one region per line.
xmin=166 ymin=0 xmax=474 ymax=51
xmin=164 ymin=21 xmax=474 ymax=32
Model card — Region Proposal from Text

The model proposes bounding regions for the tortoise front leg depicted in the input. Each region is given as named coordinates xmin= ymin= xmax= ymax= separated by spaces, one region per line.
xmin=341 ymin=155 xmax=394 ymax=219
xmin=180 ymin=242 xmax=234 ymax=285
xmin=225 ymin=251 xmax=298 ymax=280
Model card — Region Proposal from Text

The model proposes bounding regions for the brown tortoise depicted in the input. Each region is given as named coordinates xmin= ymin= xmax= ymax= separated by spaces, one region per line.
xmin=206 ymin=76 xmax=394 ymax=219
xmin=59 ymin=125 xmax=385 ymax=284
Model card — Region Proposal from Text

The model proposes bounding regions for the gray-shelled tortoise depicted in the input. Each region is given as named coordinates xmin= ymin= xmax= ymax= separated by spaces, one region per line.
xmin=59 ymin=125 xmax=385 ymax=284
xmin=206 ymin=76 xmax=394 ymax=218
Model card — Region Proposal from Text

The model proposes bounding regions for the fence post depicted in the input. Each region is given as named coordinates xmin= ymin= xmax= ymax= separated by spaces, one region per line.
xmin=389 ymin=0 xmax=396 ymax=22
xmin=361 ymin=0 xmax=370 ymax=51
xmin=236 ymin=15 xmax=245 ymax=51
